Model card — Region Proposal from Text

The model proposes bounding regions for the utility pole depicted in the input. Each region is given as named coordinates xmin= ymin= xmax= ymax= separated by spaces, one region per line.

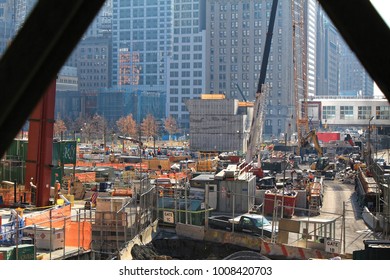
xmin=368 ymin=116 xmax=374 ymax=167
xmin=281 ymin=133 xmax=287 ymax=218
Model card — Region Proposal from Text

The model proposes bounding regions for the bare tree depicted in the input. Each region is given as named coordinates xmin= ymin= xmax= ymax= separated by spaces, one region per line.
xmin=76 ymin=115 xmax=93 ymax=143
xmin=54 ymin=118 xmax=67 ymax=139
xmin=91 ymin=114 xmax=107 ymax=143
xmin=73 ymin=114 xmax=106 ymax=143
xmin=164 ymin=115 xmax=178 ymax=140
xmin=141 ymin=114 xmax=158 ymax=139
xmin=116 ymin=114 xmax=138 ymax=137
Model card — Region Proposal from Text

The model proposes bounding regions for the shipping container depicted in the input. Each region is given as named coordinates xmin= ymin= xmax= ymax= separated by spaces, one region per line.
xmin=316 ymin=132 xmax=341 ymax=143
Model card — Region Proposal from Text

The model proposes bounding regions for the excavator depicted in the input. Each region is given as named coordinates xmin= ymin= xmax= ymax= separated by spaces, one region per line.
xmin=302 ymin=129 xmax=336 ymax=180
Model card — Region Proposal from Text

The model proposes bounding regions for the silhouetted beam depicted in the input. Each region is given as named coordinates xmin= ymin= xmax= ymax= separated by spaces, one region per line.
xmin=318 ymin=0 xmax=390 ymax=101
xmin=0 ymin=0 xmax=106 ymax=157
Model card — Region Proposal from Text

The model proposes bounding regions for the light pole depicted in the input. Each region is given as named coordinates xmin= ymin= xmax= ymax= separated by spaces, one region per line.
xmin=368 ymin=116 xmax=374 ymax=166
xmin=237 ymin=130 xmax=241 ymax=155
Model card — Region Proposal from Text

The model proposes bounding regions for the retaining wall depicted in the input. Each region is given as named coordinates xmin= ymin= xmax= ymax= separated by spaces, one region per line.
xmin=119 ymin=220 xmax=158 ymax=260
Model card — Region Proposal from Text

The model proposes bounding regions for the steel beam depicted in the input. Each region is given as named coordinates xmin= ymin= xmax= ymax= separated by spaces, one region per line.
xmin=25 ymin=80 xmax=56 ymax=207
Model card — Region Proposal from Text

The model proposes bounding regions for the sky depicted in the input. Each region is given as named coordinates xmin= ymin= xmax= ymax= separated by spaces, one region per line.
xmin=370 ymin=0 xmax=390 ymax=97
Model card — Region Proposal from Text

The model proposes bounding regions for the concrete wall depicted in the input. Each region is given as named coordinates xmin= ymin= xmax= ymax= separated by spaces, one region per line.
xmin=176 ymin=223 xmax=205 ymax=240
xmin=362 ymin=207 xmax=381 ymax=232
xmin=118 ymin=220 xmax=159 ymax=260
xmin=217 ymin=176 xmax=256 ymax=213
xmin=187 ymin=98 xmax=248 ymax=152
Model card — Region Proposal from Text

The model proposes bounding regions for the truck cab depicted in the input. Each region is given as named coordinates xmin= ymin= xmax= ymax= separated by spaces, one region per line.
xmin=229 ymin=214 xmax=278 ymax=238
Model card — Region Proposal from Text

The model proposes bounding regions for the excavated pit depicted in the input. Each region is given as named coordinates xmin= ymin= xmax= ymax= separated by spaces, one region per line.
xmin=131 ymin=238 xmax=271 ymax=260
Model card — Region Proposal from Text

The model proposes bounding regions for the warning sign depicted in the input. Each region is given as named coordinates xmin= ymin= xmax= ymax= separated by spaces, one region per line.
xmin=163 ymin=211 xmax=174 ymax=224
xmin=325 ymin=238 xmax=341 ymax=254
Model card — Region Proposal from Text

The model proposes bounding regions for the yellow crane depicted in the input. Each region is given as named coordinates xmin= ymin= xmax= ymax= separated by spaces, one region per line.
xmin=291 ymin=0 xmax=309 ymax=157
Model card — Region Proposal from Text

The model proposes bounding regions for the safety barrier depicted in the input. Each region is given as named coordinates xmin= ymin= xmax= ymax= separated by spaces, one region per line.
xmin=24 ymin=205 xmax=92 ymax=250
xmin=259 ymin=240 xmax=345 ymax=259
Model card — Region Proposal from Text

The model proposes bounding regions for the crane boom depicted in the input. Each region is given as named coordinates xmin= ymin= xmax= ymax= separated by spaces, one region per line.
xmin=235 ymin=83 xmax=247 ymax=102
xmin=246 ymin=0 xmax=278 ymax=163
xmin=118 ymin=135 xmax=143 ymax=147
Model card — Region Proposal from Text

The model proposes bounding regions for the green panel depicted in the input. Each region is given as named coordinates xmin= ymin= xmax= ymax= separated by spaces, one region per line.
xmin=5 ymin=139 xmax=28 ymax=160
xmin=52 ymin=141 xmax=61 ymax=166
xmin=0 ymin=247 xmax=15 ymax=260
xmin=1 ymin=140 xmax=75 ymax=186
xmin=12 ymin=244 xmax=35 ymax=260
xmin=53 ymin=141 xmax=77 ymax=165
xmin=1 ymin=165 xmax=24 ymax=184
xmin=21 ymin=141 xmax=28 ymax=161
xmin=60 ymin=141 xmax=77 ymax=164
xmin=6 ymin=140 xmax=17 ymax=158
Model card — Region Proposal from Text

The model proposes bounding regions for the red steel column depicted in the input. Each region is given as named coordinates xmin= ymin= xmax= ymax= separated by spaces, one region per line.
xmin=25 ymin=80 xmax=56 ymax=207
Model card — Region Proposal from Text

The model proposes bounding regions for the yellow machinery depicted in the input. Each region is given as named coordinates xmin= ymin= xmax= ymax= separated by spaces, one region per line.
xmin=302 ymin=130 xmax=335 ymax=179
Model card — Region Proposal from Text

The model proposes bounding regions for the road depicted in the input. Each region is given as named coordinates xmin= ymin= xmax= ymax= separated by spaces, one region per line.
xmin=319 ymin=178 xmax=379 ymax=254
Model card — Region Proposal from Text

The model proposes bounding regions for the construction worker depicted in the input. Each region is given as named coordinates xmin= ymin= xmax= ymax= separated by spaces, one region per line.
xmin=308 ymin=172 xmax=314 ymax=182
xmin=91 ymin=191 xmax=98 ymax=208
xmin=55 ymin=180 xmax=61 ymax=202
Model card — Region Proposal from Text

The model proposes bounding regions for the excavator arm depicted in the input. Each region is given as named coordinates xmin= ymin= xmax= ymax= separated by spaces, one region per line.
xmin=301 ymin=129 xmax=323 ymax=157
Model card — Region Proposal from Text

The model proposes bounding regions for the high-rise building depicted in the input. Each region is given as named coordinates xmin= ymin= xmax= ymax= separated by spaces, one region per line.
xmin=316 ymin=4 xmax=373 ymax=98
xmin=166 ymin=0 xmax=206 ymax=131
xmin=111 ymin=0 xmax=173 ymax=109
xmin=77 ymin=36 xmax=112 ymax=94
xmin=76 ymin=36 xmax=112 ymax=117
xmin=339 ymin=40 xmax=374 ymax=97
xmin=205 ymin=0 xmax=299 ymax=139
xmin=316 ymin=7 xmax=340 ymax=96
xmin=14 ymin=0 xmax=36 ymax=32
xmin=0 ymin=0 xmax=16 ymax=56
xmin=55 ymin=66 xmax=80 ymax=121
xmin=305 ymin=0 xmax=317 ymax=97
xmin=84 ymin=0 xmax=113 ymax=38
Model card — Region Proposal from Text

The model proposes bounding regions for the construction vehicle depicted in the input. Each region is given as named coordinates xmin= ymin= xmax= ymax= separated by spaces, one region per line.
xmin=310 ymin=157 xmax=336 ymax=180
xmin=301 ymin=129 xmax=323 ymax=157
xmin=302 ymin=130 xmax=335 ymax=179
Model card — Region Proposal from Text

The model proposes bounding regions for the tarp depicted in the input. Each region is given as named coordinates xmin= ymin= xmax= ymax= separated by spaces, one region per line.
xmin=75 ymin=172 xmax=96 ymax=182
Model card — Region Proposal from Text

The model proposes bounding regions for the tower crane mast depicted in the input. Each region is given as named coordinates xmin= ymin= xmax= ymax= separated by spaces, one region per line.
xmin=291 ymin=0 xmax=309 ymax=156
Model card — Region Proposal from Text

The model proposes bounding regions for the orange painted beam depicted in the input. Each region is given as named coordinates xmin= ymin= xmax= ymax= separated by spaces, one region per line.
xmin=25 ymin=80 xmax=56 ymax=207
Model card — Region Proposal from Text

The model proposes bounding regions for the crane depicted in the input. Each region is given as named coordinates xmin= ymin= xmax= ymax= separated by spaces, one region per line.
xmin=118 ymin=135 xmax=144 ymax=147
xmin=245 ymin=0 xmax=279 ymax=165
xmin=291 ymin=0 xmax=309 ymax=157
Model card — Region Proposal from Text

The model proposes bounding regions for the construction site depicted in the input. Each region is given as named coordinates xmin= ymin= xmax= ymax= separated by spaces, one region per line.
xmin=1 ymin=0 xmax=390 ymax=263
